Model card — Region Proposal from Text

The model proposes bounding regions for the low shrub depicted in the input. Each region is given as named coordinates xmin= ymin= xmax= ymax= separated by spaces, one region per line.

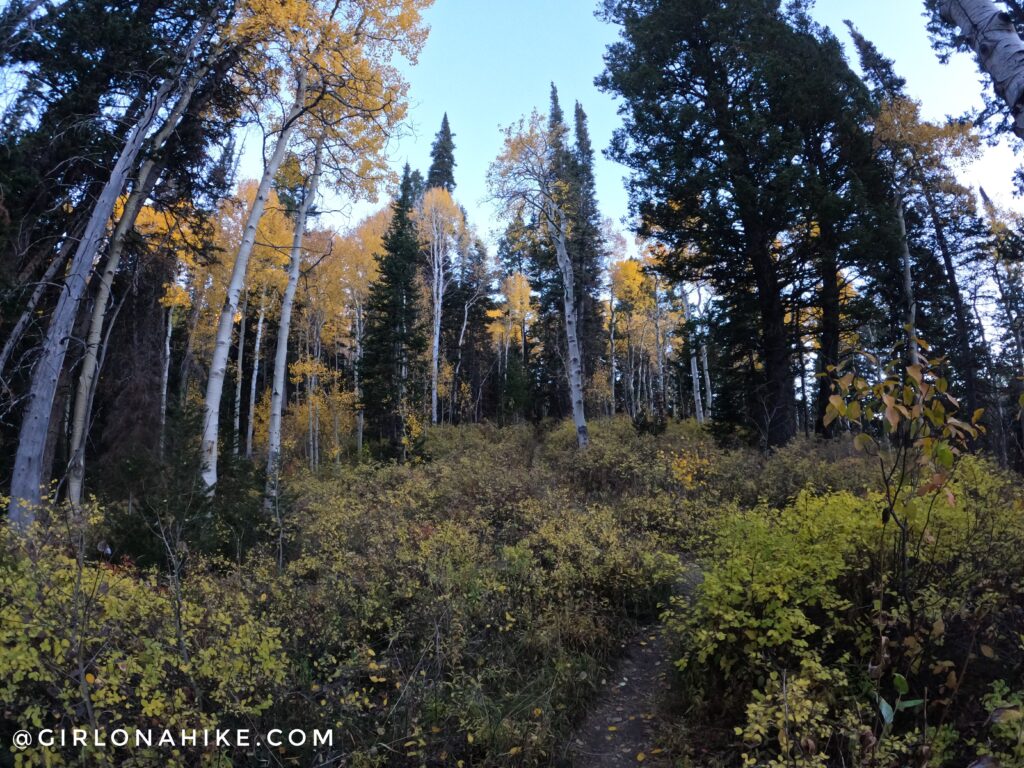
xmin=667 ymin=456 xmax=1024 ymax=766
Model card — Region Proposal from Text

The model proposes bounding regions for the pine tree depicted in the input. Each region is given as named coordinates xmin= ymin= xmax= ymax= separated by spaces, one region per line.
xmin=360 ymin=164 xmax=426 ymax=458
xmin=598 ymin=0 xmax=804 ymax=446
xmin=849 ymin=22 xmax=986 ymax=415
xmin=426 ymin=113 xmax=456 ymax=192
xmin=567 ymin=102 xmax=606 ymax=401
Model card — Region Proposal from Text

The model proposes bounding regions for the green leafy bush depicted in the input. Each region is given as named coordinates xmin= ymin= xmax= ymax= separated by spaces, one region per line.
xmin=668 ymin=456 xmax=1024 ymax=766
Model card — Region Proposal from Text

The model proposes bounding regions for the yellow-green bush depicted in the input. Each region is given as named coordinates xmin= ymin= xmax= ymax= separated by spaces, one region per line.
xmin=0 ymin=521 xmax=285 ymax=767
xmin=668 ymin=455 xmax=1024 ymax=767
xmin=0 ymin=422 xmax=702 ymax=767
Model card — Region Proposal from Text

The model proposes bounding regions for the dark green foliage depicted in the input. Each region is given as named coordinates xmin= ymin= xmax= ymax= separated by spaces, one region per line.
xmin=598 ymin=0 xmax=901 ymax=447
xmin=425 ymin=112 xmax=456 ymax=192
xmin=599 ymin=0 xmax=810 ymax=446
xmin=360 ymin=164 xmax=426 ymax=457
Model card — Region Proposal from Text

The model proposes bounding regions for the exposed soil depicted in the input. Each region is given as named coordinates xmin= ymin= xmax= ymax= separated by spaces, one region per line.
xmin=562 ymin=563 xmax=701 ymax=767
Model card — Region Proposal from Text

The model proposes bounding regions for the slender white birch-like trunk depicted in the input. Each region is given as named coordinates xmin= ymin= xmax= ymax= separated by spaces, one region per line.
xmin=549 ymin=207 xmax=589 ymax=448
xmin=67 ymin=18 xmax=224 ymax=508
xmin=609 ymin=291 xmax=616 ymax=416
xmin=7 ymin=30 xmax=208 ymax=525
xmin=430 ymin=267 xmax=443 ymax=424
xmin=159 ymin=307 xmax=174 ymax=461
xmin=245 ymin=291 xmax=266 ymax=459
xmin=940 ymin=0 xmax=1024 ymax=137
xmin=232 ymin=290 xmax=248 ymax=455
xmin=265 ymin=140 xmax=322 ymax=504
xmin=701 ymin=342 xmax=713 ymax=417
xmin=201 ymin=71 xmax=306 ymax=490
xmin=684 ymin=291 xmax=704 ymax=424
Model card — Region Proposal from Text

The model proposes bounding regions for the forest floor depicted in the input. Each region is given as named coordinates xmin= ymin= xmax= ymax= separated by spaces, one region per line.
xmin=564 ymin=562 xmax=702 ymax=767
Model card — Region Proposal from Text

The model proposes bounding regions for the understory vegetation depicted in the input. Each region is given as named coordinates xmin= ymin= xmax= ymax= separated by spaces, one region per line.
xmin=3 ymin=417 xmax=1021 ymax=766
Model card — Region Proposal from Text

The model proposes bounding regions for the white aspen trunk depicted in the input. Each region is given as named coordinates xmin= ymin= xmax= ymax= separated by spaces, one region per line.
xmin=159 ymin=306 xmax=173 ymax=461
xmin=654 ymin=280 xmax=667 ymax=413
xmin=940 ymin=0 xmax=1024 ymax=137
xmin=65 ymin=16 xmax=224 ymax=507
xmin=201 ymin=71 xmax=305 ymax=490
xmin=7 ymin=41 xmax=201 ymax=526
xmin=549 ymin=208 xmax=589 ymax=449
xmin=232 ymin=290 xmax=248 ymax=455
xmin=701 ymin=342 xmax=713 ymax=417
xmin=451 ymin=302 xmax=470 ymax=422
xmin=684 ymin=292 xmax=705 ymax=424
xmin=430 ymin=272 xmax=443 ymax=424
xmin=245 ymin=291 xmax=266 ymax=459
xmin=609 ymin=292 xmax=616 ymax=416
xmin=426 ymin=210 xmax=451 ymax=426
xmin=266 ymin=140 xmax=322 ymax=503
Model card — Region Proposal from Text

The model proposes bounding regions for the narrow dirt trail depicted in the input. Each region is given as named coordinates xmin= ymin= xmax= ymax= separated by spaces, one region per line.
xmin=562 ymin=564 xmax=701 ymax=767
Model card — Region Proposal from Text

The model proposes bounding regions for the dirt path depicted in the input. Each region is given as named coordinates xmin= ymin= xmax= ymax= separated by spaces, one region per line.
xmin=562 ymin=564 xmax=701 ymax=767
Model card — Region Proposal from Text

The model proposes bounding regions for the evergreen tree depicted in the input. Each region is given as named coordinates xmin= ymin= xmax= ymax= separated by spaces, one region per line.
xmin=361 ymin=164 xmax=426 ymax=458
xmin=567 ymin=101 xmax=606 ymax=401
xmin=426 ymin=113 xmax=456 ymax=192
xmin=849 ymin=22 xmax=987 ymax=415
xmin=510 ymin=85 xmax=606 ymax=422
xmin=599 ymin=0 xmax=805 ymax=446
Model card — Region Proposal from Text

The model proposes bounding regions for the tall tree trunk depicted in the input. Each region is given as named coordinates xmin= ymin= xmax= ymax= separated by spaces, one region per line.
xmin=245 ymin=291 xmax=266 ymax=459
xmin=684 ymin=290 xmax=704 ymax=424
xmin=7 ymin=37 xmax=204 ymax=525
xmin=654 ymin=279 xmax=667 ymax=415
xmin=65 ymin=163 xmax=164 ymax=508
xmin=232 ymin=291 xmax=248 ymax=455
xmin=939 ymin=0 xmax=1024 ymax=137
xmin=701 ymin=342 xmax=713 ymax=418
xmin=159 ymin=306 xmax=174 ymax=461
xmin=896 ymin=198 xmax=922 ymax=367
xmin=550 ymin=209 xmax=589 ymax=448
xmin=749 ymin=239 xmax=795 ymax=448
xmin=608 ymin=291 xmax=616 ymax=416
xmin=815 ymin=234 xmax=842 ymax=436
xmin=201 ymin=71 xmax=306 ymax=490
xmin=920 ymin=185 xmax=977 ymax=412
xmin=265 ymin=139 xmax=322 ymax=504
xmin=430 ymin=272 xmax=443 ymax=424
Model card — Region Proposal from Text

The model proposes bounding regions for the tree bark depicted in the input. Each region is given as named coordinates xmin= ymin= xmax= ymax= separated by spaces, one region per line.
xmin=159 ymin=306 xmax=173 ymax=461
xmin=940 ymin=0 xmax=1024 ymax=137
xmin=814 ymin=230 xmax=842 ymax=436
xmin=201 ymin=70 xmax=305 ymax=490
xmin=749 ymin=238 xmax=795 ymax=448
xmin=265 ymin=139 xmax=322 ymax=505
xmin=245 ymin=291 xmax=266 ymax=459
xmin=684 ymin=290 xmax=704 ymax=424
xmin=701 ymin=342 xmax=713 ymax=418
xmin=7 ymin=40 xmax=202 ymax=526
xmin=896 ymin=198 xmax=923 ymax=367
xmin=608 ymin=291 xmax=616 ymax=416
xmin=232 ymin=290 xmax=248 ymax=455
xmin=920 ymin=184 xmax=977 ymax=412
xmin=549 ymin=207 xmax=589 ymax=448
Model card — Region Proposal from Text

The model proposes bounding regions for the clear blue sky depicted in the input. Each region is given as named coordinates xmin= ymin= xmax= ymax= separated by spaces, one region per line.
xmin=299 ymin=0 xmax=1021 ymax=240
